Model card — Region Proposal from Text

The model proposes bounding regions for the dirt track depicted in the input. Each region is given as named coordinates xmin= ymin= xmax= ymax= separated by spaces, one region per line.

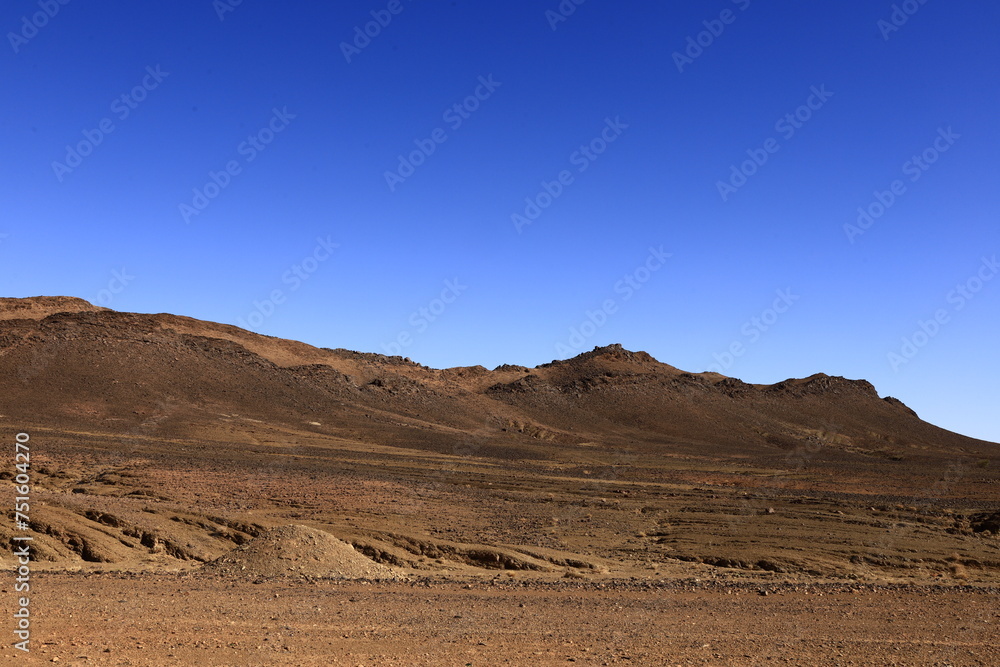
xmin=20 ymin=573 xmax=999 ymax=666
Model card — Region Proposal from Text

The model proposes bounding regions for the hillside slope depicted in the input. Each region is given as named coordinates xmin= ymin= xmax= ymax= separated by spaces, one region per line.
xmin=1 ymin=297 xmax=997 ymax=583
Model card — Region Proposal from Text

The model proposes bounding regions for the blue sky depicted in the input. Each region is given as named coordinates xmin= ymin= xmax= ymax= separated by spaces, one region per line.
xmin=2 ymin=1 xmax=998 ymax=443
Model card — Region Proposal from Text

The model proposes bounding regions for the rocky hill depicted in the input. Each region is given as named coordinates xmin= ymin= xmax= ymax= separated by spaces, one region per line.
xmin=1 ymin=297 xmax=996 ymax=583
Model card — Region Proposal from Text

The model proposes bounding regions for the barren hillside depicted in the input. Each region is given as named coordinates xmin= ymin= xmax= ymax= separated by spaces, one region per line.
xmin=1 ymin=296 xmax=997 ymax=586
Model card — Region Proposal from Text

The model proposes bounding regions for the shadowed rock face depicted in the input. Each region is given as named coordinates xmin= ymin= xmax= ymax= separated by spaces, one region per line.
xmin=969 ymin=512 xmax=1000 ymax=534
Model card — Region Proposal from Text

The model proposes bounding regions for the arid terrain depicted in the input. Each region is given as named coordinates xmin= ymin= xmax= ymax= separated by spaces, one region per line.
xmin=2 ymin=296 xmax=998 ymax=665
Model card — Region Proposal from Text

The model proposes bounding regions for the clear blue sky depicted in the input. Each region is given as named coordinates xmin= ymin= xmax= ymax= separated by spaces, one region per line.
xmin=2 ymin=1 xmax=998 ymax=443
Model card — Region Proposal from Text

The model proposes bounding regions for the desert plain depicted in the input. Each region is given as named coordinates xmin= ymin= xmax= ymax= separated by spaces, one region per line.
xmin=1 ymin=297 xmax=998 ymax=665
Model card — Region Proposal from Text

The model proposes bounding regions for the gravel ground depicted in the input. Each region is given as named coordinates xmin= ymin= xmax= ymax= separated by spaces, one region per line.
xmin=18 ymin=572 xmax=1000 ymax=666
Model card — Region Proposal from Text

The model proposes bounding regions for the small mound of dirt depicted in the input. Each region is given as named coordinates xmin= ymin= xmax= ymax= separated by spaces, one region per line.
xmin=202 ymin=525 xmax=395 ymax=579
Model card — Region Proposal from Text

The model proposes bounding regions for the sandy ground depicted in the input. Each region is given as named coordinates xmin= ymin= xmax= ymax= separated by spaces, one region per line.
xmin=13 ymin=573 xmax=999 ymax=666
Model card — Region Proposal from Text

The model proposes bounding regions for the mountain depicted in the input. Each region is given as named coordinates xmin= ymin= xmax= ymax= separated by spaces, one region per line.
xmin=0 ymin=296 xmax=986 ymax=462
xmin=1 ymin=296 xmax=996 ymax=582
